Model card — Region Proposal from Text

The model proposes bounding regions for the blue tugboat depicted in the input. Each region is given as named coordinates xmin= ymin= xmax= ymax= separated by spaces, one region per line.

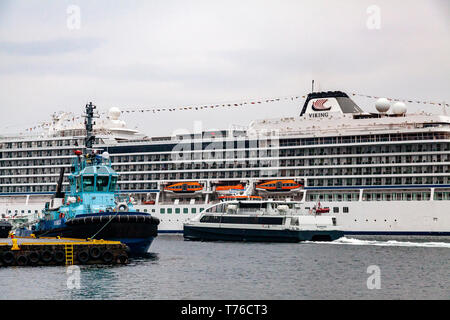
xmin=31 ymin=102 xmax=159 ymax=254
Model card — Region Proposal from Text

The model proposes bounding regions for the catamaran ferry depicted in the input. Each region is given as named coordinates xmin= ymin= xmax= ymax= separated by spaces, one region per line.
xmin=1 ymin=91 xmax=449 ymax=235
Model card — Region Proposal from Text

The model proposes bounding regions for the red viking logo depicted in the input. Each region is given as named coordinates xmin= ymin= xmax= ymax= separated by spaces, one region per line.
xmin=312 ymin=99 xmax=331 ymax=111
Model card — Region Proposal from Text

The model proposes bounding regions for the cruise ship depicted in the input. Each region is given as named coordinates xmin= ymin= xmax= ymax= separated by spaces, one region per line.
xmin=1 ymin=91 xmax=449 ymax=235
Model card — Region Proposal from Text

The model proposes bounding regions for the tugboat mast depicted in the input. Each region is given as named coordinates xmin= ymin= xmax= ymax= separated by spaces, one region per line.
xmin=84 ymin=102 xmax=97 ymax=150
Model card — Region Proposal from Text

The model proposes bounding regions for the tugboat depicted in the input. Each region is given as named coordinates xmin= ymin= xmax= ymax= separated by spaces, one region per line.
xmin=0 ymin=220 xmax=12 ymax=238
xmin=183 ymin=199 xmax=343 ymax=242
xmin=30 ymin=102 xmax=160 ymax=254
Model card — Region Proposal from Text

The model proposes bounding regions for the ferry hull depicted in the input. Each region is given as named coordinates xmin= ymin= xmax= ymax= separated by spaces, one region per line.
xmin=183 ymin=225 xmax=343 ymax=242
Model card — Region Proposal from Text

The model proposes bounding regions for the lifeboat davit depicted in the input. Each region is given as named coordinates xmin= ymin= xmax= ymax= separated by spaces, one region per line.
xmin=216 ymin=184 xmax=245 ymax=195
xmin=255 ymin=180 xmax=302 ymax=193
xmin=164 ymin=182 xmax=203 ymax=194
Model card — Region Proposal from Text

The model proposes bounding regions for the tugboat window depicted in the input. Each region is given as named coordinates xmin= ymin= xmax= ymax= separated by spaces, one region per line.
xmin=82 ymin=176 xmax=95 ymax=192
xmin=97 ymin=176 xmax=109 ymax=192
xmin=109 ymin=176 xmax=118 ymax=192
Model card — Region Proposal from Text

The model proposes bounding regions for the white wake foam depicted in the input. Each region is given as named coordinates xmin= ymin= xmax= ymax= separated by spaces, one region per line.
xmin=306 ymin=237 xmax=450 ymax=248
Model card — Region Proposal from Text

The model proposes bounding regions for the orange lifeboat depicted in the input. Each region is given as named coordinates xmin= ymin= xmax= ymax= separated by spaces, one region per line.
xmin=219 ymin=195 xmax=262 ymax=200
xmin=216 ymin=184 xmax=245 ymax=194
xmin=255 ymin=180 xmax=302 ymax=193
xmin=164 ymin=182 xmax=203 ymax=194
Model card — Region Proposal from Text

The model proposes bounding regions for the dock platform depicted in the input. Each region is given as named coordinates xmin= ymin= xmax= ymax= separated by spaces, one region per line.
xmin=0 ymin=237 xmax=129 ymax=267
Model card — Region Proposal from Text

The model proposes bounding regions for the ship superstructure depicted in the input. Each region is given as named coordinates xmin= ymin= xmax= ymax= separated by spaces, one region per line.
xmin=1 ymin=91 xmax=449 ymax=235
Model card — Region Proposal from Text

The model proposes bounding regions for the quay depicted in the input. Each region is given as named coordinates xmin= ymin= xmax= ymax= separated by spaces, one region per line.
xmin=0 ymin=236 xmax=129 ymax=267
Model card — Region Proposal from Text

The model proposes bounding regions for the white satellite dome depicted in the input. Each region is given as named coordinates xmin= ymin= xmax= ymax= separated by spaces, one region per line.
xmin=375 ymin=98 xmax=390 ymax=113
xmin=108 ymin=107 xmax=121 ymax=120
xmin=392 ymin=102 xmax=407 ymax=115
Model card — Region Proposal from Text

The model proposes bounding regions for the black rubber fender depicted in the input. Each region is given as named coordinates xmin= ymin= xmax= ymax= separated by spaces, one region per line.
xmin=2 ymin=251 xmax=15 ymax=265
xmin=102 ymin=250 xmax=114 ymax=264
xmin=89 ymin=247 xmax=102 ymax=260
xmin=117 ymin=254 xmax=128 ymax=264
xmin=41 ymin=250 xmax=53 ymax=263
xmin=54 ymin=250 xmax=65 ymax=264
xmin=77 ymin=250 xmax=89 ymax=264
xmin=16 ymin=255 xmax=28 ymax=266
xmin=28 ymin=251 xmax=40 ymax=265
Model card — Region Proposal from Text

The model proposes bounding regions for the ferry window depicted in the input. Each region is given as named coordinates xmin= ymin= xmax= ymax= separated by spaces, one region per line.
xmin=152 ymin=209 xmax=155 ymax=213
xmin=82 ymin=176 xmax=95 ymax=192
xmin=333 ymin=207 xmax=339 ymax=213
xmin=167 ymin=208 xmax=172 ymax=214
xmin=96 ymin=176 xmax=109 ymax=192
xmin=109 ymin=176 xmax=118 ymax=192
xmin=175 ymin=208 xmax=180 ymax=214
xmin=343 ymin=207 xmax=349 ymax=213
xmin=191 ymin=208 xmax=197 ymax=214
xmin=183 ymin=208 xmax=189 ymax=214
xmin=160 ymin=208 xmax=165 ymax=214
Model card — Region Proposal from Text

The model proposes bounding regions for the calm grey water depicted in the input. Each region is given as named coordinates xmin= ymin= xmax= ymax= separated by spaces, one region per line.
xmin=1 ymin=235 xmax=449 ymax=300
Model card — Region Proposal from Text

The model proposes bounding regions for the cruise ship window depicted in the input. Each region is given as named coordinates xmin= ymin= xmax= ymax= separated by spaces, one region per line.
xmin=333 ymin=207 xmax=339 ymax=213
xmin=160 ymin=208 xmax=165 ymax=214
xmin=167 ymin=208 xmax=172 ymax=214
xmin=175 ymin=208 xmax=180 ymax=214
xmin=191 ymin=208 xmax=197 ymax=214
xmin=183 ymin=208 xmax=188 ymax=214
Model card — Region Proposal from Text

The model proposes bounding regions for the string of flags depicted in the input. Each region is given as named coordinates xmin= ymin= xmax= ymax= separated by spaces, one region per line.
xmin=22 ymin=92 xmax=448 ymax=133
xmin=112 ymin=94 xmax=304 ymax=115
xmin=350 ymin=93 xmax=449 ymax=107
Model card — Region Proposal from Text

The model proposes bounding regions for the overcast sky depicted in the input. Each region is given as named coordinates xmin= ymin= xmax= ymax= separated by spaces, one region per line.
xmin=0 ymin=0 xmax=449 ymax=136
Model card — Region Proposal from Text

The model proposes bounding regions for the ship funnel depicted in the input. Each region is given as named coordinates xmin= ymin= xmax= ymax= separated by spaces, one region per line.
xmin=300 ymin=91 xmax=363 ymax=117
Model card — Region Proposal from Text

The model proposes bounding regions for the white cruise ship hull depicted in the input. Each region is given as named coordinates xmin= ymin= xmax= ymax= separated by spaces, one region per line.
xmin=2 ymin=199 xmax=449 ymax=235
xmin=137 ymin=200 xmax=450 ymax=235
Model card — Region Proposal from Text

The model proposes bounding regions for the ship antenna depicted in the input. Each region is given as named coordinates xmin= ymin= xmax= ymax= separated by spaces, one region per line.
xmin=84 ymin=102 xmax=97 ymax=151
xmin=312 ymin=80 xmax=315 ymax=93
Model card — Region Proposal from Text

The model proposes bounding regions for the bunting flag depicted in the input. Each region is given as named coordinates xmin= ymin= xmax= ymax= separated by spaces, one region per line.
xmin=20 ymin=91 xmax=448 ymax=134
xmin=351 ymin=93 xmax=449 ymax=107
xmin=97 ymin=94 xmax=306 ymax=116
